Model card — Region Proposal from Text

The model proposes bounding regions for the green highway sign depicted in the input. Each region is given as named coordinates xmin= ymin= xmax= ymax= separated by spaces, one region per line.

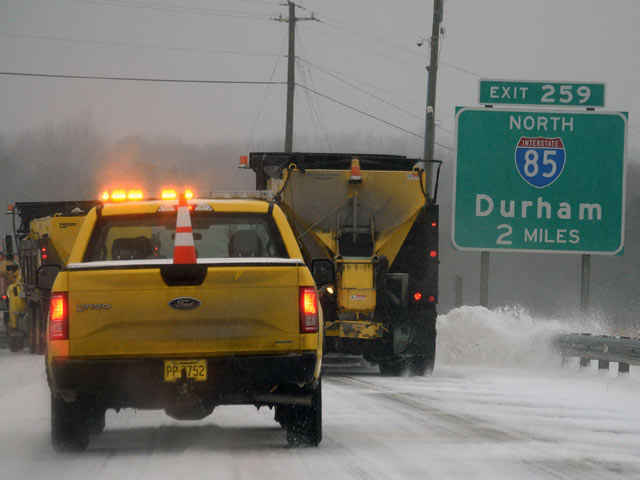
xmin=479 ymin=80 xmax=605 ymax=107
xmin=453 ymin=107 xmax=627 ymax=254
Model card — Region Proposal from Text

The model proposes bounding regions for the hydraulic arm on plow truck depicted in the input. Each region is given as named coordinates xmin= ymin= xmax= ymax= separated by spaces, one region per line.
xmin=246 ymin=152 xmax=441 ymax=376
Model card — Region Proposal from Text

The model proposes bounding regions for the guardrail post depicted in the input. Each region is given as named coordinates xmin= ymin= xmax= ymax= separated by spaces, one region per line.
xmin=598 ymin=359 xmax=609 ymax=371
xmin=619 ymin=362 xmax=630 ymax=374
xmin=579 ymin=357 xmax=591 ymax=368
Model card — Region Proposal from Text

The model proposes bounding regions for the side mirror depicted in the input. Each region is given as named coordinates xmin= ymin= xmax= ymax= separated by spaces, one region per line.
xmin=36 ymin=265 xmax=61 ymax=290
xmin=311 ymin=259 xmax=334 ymax=286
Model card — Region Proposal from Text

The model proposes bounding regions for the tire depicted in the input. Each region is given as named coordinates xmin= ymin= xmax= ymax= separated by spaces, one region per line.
xmin=378 ymin=359 xmax=408 ymax=376
xmin=409 ymin=355 xmax=433 ymax=376
xmin=274 ymin=405 xmax=290 ymax=429
xmin=37 ymin=310 xmax=47 ymax=355
xmin=51 ymin=395 xmax=90 ymax=452
xmin=28 ymin=310 xmax=37 ymax=354
xmin=286 ymin=380 xmax=322 ymax=447
xmin=409 ymin=307 xmax=437 ymax=376
xmin=89 ymin=406 xmax=107 ymax=435
xmin=8 ymin=333 xmax=24 ymax=353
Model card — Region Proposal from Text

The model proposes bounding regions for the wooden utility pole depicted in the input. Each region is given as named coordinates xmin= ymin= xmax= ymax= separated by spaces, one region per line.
xmin=275 ymin=2 xmax=316 ymax=153
xmin=423 ymin=0 xmax=443 ymax=198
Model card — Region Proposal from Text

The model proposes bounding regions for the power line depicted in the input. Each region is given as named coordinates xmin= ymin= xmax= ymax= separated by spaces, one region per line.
xmin=295 ymin=84 xmax=422 ymax=139
xmin=0 ymin=70 xmax=457 ymax=147
xmin=310 ymin=10 xmax=485 ymax=78
xmin=303 ymin=60 xmax=423 ymax=122
xmin=0 ymin=71 xmax=286 ymax=85
xmin=0 ymin=32 xmax=279 ymax=57
xmin=246 ymin=32 xmax=289 ymax=151
xmin=304 ymin=58 xmax=423 ymax=107
xmin=296 ymin=29 xmax=333 ymax=151
xmin=73 ymin=0 xmax=273 ymax=20
xmin=299 ymin=25 xmax=477 ymax=86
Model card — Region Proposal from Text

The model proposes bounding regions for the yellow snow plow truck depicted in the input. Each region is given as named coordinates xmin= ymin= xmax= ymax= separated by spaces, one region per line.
xmin=5 ymin=201 xmax=100 ymax=353
xmin=246 ymin=152 xmax=441 ymax=376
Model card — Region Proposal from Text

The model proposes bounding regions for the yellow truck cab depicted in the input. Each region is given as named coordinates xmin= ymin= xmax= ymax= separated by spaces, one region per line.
xmin=46 ymin=195 xmax=323 ymax=451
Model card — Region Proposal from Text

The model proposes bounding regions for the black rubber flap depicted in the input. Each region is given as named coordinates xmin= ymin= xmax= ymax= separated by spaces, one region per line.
xmin=160 ymin=264 xmax=208 ymax=286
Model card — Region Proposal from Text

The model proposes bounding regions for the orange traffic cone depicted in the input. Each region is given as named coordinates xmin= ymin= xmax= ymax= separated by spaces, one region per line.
xmin=349 ymin=157 xmax=362 ymax=184
xmin=173 ymin=193 xmax=197 ymax=264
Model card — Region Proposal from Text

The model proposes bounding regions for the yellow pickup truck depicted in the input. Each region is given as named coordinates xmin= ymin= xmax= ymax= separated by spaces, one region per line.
xmin=45 ymin=195 xmax=323 ymax=451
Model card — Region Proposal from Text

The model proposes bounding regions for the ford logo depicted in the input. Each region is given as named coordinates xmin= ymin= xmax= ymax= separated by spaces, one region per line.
xmin=169 ymin=297 xmax=201 ymax=310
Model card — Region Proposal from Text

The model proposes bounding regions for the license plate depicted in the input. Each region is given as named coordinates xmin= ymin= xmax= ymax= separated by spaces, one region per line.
xmin=164 ymin=359 xmax=207 ymax=382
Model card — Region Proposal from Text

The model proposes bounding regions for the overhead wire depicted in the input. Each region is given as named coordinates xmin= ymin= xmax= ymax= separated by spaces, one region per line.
xmin=72 ymin=0 xmax=274 ymax=20
xmin=245 ymin=31 xmax=289 ymax=152
xmin=296 ymin=27 xmax=333 ymax=151
xmin=298 ymin=25 xmax=477 ymax=86
xmin=0 ymin=32 xmax=279 ymax=58
xmin=302 ymin=59 xmax=423 ymax=122
xmin=0 ymin=71 xmax=286 ymax=85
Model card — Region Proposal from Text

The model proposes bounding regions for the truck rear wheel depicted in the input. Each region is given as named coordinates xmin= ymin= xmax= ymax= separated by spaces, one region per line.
xmin=409 ymin=355 xmax=434 ymax=376
xmin=274 ymin=405 xmax=290 ymax=429
xmin=409 ymin=307 xmax=437 ymax=376
xmin=51 ymin=395 xmax=90 ymax=452
xmin=286 ymin=380 xmax=322 ymax=447
xmin=8 ymin=332 xmax=24 ymax=352
xmin=378 ymin=359 xmax=408 ymax=376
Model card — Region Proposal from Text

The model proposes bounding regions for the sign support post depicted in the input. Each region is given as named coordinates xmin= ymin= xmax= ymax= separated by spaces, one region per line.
xmin=480 ymin=252 xmax=489 ymax=308
xmin=581 ymin=254 xmax=590 ymax=313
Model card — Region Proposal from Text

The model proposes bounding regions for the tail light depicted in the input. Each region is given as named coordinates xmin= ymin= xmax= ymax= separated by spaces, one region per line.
xmin=299 ymin=287 xmax=319 ymax=333
xmin=49 ymin=292 xmax=68 ymax=341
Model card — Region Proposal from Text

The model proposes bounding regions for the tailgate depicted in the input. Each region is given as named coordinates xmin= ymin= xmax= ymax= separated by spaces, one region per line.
xmin=68 ymin=264 xmax=301 ymax=357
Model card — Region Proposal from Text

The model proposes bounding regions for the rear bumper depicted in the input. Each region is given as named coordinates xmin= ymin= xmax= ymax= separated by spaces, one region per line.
xmin=49 ymin=352 xmax=319 ymax=409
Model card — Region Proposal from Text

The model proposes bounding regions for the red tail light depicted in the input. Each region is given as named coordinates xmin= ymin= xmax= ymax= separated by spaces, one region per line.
xmin=49 ymin=292 xmax=68 ymax=341
xmin=429 ymin=250 xmax=438 ymax=258
xmin=414 ymin=292 xmax=423 ymax=301
xmin=299 ymin=287 xmax=319 ymax=333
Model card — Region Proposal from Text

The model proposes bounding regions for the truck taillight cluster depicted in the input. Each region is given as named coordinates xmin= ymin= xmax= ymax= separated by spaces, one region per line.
xmin=299 ymin=287 xmax=319 ymax=333
xmin=424 ymin=204 xmax=439 ymax=304
xmin=49 ymin=292 xmax=68 ymax=341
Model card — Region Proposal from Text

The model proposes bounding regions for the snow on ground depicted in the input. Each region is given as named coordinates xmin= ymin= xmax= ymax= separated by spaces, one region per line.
xmin=437 ymin=305 xmax=606 ymax=367
xmin=1 ymin=307 xmax=640 ymax=479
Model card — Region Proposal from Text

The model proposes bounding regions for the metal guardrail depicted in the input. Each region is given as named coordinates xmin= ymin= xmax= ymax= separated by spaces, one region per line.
xmin=554 ymin=333 xmax=640 ymax=373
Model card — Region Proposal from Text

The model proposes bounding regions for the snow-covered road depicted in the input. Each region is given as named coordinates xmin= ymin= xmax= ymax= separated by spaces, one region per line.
xmin=2 ymin=307 xmax=640 ymax=479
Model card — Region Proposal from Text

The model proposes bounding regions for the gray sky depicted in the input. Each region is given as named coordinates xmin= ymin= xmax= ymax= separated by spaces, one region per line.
xmin=1 ymin=0 xmax=639 ymax=155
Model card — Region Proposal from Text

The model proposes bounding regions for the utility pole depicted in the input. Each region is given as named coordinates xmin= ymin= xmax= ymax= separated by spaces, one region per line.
xmin=423 ymin=0 xmax=444 ymax=198
xmin=274 ymin=2 xmax=316 ymax=153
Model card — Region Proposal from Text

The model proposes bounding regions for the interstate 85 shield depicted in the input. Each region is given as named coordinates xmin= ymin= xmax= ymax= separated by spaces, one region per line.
xmin=515 ymin=137 xmax=565 ymax=188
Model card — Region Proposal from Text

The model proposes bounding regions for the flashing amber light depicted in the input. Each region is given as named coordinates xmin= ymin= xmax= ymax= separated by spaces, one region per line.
xmin=110 ymin=189 xmax=127 ymax=201
xmin=184 ymin=189 xmax=194 ymax=200
xmin=428 ymin=295 xmax=436 ymax=303
xmin=50 ymin=292 xmax=68 ymax=341
xmin=239 ymin=155 xmax=249 ymax=168
xmin=414 ymin=292 xmax=423 ymax=301
xmin=429 ymin=250 xmax=438 ymax=258
xmin=127 ymin=189 xmax=144 ymax=201
xmin=161 ymin=189 xmax=178 ymax=200
xmin=101 ymin=191 xmax=110 ymax=201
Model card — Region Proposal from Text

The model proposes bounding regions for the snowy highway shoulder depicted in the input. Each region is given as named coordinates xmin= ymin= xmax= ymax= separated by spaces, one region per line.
xmin=2 ymin=306 xmax=640 ymax=479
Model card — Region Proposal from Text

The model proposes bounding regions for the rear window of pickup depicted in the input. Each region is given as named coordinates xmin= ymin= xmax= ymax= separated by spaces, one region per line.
xmin=83 ymin=212 xmax=288 ymax=262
